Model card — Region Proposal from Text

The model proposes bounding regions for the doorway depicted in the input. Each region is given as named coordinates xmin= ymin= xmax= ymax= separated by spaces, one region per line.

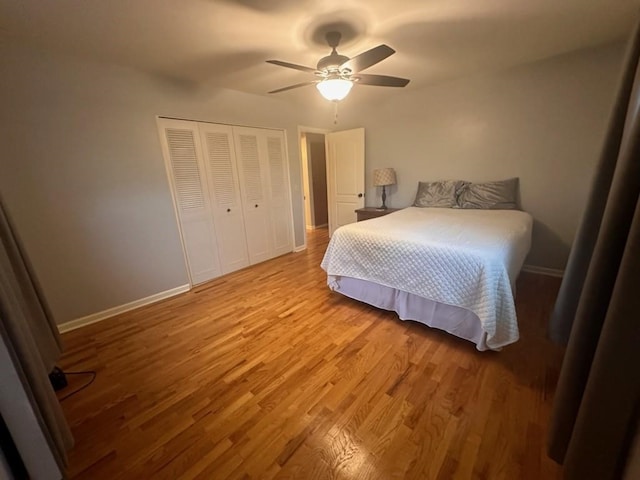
xmin=299 ymin=130 xmax=329 ymax=232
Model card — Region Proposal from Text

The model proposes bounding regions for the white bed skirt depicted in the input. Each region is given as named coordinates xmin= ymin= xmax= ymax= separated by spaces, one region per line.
xmin=328 ymin=274 xmax=492 ymax=351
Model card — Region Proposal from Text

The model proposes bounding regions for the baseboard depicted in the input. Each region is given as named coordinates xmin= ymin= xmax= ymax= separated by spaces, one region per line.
xmin=293 ymin=244 xmax=306 ymax=252
xmin=305 ymin=224 xmax=328 ymax=230
xmin=57 ymin=284 xmax=191 ymax=334
xmin=522 ymin=264 xmax=564 ymax=278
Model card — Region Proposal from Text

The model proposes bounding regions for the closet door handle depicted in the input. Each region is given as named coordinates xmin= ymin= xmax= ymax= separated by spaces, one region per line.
xmin=227 ymin=208 xmax=231 ymax=212
xmin=357 ymin=193 xmax=363 ymax=198
xmin=255 ymin=204 xmax=259 ymax=208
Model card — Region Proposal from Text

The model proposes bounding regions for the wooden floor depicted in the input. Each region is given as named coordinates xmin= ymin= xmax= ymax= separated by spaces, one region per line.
xmin=59 ymin=228 xmax=565 ymax=479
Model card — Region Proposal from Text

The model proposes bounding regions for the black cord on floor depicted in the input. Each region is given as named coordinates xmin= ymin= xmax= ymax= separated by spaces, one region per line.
xmin=58 ymin=370 xmax=97 ymax=401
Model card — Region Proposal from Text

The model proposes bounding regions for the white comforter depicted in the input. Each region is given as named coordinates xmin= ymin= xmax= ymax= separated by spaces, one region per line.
xmin=320 ymin=207 xmax=533 ymax=349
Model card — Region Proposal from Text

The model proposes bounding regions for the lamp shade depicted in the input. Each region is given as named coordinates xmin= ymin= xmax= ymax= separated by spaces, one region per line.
xmin=316 ymin=79 xmax=353 ymax=101
xmin=373 ymin=168 xmax=397 ymax=187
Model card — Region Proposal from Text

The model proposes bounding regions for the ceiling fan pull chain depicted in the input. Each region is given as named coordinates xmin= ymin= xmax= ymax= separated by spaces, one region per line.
xmin=334 ymin=101 xmax=339 ymax=124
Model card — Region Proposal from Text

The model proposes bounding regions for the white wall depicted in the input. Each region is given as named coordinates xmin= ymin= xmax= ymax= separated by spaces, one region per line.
xmin=0 ymin=44 xmax=323 ymax=325
xmin=337 ymin=42 xmax=626 ymax=269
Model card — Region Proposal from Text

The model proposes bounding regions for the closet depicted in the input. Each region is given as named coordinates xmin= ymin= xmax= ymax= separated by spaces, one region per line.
xmin=157 ymin=118 xmax=293 ymax=286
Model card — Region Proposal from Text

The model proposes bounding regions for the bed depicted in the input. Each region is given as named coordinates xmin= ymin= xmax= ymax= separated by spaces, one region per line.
xmin=320 ymin=207 xmax=533 ymax=351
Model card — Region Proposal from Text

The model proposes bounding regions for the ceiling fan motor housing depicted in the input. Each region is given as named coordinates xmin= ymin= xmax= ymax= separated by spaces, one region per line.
xmin=317 ymin=53 xmax=350 ymax=74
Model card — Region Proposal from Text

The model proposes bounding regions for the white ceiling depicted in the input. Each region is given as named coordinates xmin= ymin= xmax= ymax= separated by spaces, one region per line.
xmin=1 ymin=0 xmax=638 ymax=102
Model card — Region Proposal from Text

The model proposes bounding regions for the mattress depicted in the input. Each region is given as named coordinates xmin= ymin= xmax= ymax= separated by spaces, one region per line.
xmin=320 ymin=207 xmax=533 ymax=350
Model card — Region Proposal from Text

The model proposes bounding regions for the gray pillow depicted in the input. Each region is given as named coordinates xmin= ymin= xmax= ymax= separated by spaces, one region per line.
xmin=413 ymin=180 xmax=468 ymax=208
xmin=457 ymin=178 xmax=520 ymax=210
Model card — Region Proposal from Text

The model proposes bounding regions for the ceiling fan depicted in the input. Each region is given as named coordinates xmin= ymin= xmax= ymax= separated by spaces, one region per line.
xmin=266 ymin=31 xmax=410 ymax=101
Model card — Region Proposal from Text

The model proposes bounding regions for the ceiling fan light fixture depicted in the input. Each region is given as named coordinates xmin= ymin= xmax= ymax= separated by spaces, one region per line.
xmin=316 ymin=78 xmax=353 ymax=101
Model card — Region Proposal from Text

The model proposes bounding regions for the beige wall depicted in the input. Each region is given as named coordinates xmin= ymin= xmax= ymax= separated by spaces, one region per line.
xmin=337 ymin=42 xmax=626 ymax=269
xmin=0 ymin=44 xmax=324 ymax=324
xmin=308 ymin=134 xmax=328 ymax=227
xmin=0 ymin=39 xmax=627 ymax=325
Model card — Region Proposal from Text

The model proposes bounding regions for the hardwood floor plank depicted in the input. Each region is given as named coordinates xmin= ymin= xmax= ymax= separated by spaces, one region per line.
xmin=59 ymin=228 xmax=565 ymax=479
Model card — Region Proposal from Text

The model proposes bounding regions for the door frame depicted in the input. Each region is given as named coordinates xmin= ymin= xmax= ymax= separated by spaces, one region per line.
xmin=297 ymin=125 xmax=330 ymax=250
xmin=300 ymin=133 xmax=314 ymax=230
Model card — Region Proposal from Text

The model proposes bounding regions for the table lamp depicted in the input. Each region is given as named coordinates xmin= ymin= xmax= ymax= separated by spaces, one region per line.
xmin=373 ymin=168 xmax=397 ymax=209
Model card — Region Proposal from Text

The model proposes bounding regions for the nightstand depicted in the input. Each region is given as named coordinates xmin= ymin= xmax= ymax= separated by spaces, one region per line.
xmin=355 ymin=207 xmax=401 ymax=222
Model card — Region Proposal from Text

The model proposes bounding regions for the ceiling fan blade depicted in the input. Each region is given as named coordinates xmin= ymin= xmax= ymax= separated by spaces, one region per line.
xmin=340 ymin=45 xmax=395 ymax=73
xmin=355 ymin=74 xmax=410 ymax=87
xmin=266 ymin=60 xmax=317 ymax=74
xmin=268 ymin=81 xmax=317 ymax=94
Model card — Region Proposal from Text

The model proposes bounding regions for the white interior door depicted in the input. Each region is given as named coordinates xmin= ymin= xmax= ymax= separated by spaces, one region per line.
xmin=157 ymin=118 xmax=222 ymax=285
xmin=234 ymin=127 xmax=272 ymax=264
xmin=198 ymin=122 xmax=250 ymax=274
xmin=265 ymin=131 xmax=293 ymax=257
xmin=326 ymin=128 xmax=365 ymax=235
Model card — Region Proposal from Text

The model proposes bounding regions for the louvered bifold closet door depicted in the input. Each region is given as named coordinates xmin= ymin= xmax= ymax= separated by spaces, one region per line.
xmin=157 ymin=118 xmax=222 ymax=285
xmin=265 ymin=131 xmax=293 ymax=256
xmin=233 ymin=127 xmax=272 ymax=264
xmin=198 ymin=123 xmax=250 ymax=274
